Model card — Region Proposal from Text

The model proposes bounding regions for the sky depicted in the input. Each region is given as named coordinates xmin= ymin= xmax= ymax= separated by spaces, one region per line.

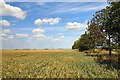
xmin=0 ymin=0 xmax=108 ymax=49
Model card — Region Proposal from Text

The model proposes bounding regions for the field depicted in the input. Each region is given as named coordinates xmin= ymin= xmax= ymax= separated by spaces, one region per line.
xmin=2 ymin=50 xmax=118 ymax=78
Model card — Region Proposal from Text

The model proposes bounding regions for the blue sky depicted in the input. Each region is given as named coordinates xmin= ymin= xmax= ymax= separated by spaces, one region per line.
xmin=0 ymin=0 xmax=108 ymax=49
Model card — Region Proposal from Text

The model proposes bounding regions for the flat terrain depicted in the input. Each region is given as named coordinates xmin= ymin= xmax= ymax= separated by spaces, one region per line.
xmin=2 ymin=50 xmax=118 ymax=78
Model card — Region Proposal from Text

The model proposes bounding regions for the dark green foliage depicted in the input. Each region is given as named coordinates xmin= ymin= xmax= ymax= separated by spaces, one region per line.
xmin=72 ymin=40 xmax=80 ymax=49
xmin=79 ymin=45 xmax=89 ymax=51
xmin=78 ymin=34 xmax=90 ymax=51
xmin=90 ymin=2 xmax=120 ymax=55
xmin=72 ymin=33 xmax=94 ymax=51
xmin=87 ymin=24 xmax=105 ymax=48
xmin=72 ymin=2 xmax=120 ymax=53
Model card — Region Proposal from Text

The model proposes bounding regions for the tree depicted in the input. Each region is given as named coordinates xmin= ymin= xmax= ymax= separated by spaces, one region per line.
xmin=90 ymin=2 xmax=120 ymax=56
xmin=72 ymin=2 xmax=120 ymax=54
xmin=72 ymin=40 xmax=80 ymax=49
xmin=78 ymin=33 xmax=91 ymax=51
xmin=87 ymin=24 xmax=105 ymax=49
xmin=108 ymin=2 xmax=120 ymax=49
xmin=72 ymin=33 xmax=94 ymax=51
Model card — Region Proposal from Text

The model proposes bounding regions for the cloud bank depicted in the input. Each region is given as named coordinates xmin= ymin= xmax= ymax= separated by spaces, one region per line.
xmin=32 ymin=28 xmax=45 ymax=34
xmin=34 ymin=18 xmax=61 ymax=26
xmin=0 ymin=20 xmax=11 ymax=27
xmin=0 ymin=0 xmax=26 ymax=19
xmin=16 ymin=34 xmax=29 ymax=38
xmin=66 ymin=22 xmax=87 ymax=30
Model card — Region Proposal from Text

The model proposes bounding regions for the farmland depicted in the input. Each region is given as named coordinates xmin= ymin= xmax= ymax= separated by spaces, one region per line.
xmin=2 ymin=50 xmax=118 ymax=78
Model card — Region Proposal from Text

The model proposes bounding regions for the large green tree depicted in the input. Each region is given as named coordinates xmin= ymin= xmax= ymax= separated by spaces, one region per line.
xmin=72 ymin=2 xmax=120 ymax=54
xmin=72 ymin=33 xmax=94 ymax=51
xmin=89 ymin=2 xmax=120 ymax=56
xmin=87 ymin=24 xmax=105 ymax=49
xmin=72 ymin=40 xmax=80 ymax=49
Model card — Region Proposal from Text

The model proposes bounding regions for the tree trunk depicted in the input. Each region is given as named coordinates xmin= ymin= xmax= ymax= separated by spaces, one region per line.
xmin=108 ymin=34 xmax=112 ymax=56
xmin=109 ymin=48 xmax=112 ymax=56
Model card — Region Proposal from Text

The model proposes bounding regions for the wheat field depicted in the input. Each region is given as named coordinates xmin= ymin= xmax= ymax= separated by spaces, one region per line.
xmin=2 ymin=50 xmax=118 ymax=78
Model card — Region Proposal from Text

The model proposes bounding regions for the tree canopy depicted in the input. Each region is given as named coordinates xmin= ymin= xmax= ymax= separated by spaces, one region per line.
xmin=72 ymin=2 xmax=120 ymax=55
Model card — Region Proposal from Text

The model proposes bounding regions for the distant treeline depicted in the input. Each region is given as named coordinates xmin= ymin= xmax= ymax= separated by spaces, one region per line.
xmin=14 ymin=49 xmax=36 ymax=50
xmin=72 ymin=2 xmax=120 ymax=56
xmin=14 ymin=48 xmax=65 ymax=50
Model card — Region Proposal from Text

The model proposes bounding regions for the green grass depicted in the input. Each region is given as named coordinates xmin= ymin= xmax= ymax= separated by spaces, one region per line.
xmin=2 ymin=50 xmax=118 ymax=78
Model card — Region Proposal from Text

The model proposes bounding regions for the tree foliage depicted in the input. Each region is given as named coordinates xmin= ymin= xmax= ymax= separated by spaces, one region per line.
xmin=72 ymin=2 xmax=120 ymax=55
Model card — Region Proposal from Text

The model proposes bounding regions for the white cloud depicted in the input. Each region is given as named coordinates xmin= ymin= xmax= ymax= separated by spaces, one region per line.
xmin=0 ymin=0 xmax=26 ymax=19
xmin=16 ymin=34 xmax=29 ymax=38
xmin=84 ymin=20 xmax=89 ymax=24
xmin=32 ymin=28 xmax=45 ymax=34
xmin=35 ymin=34 xmax=45 ymax=38
xmin=66 ymin=22 xmax=87 ymax=30
xmin=0 ymin=33 xmax=14 ymax=40
xmin=0 ymin=19 xmax=11 ymax=27
xmin=60 ymin=36 xmax=65 ymax=38
xmin=32 ymin=28 xmax=47 ymax=40
xmin=0 ymin=33 xmax=7 ymax=38
xmin=34 ymin=19 xmax=42 ymax=26
xmin=32 ymin=29 xmax=65 ymax=41
xmin=34 ymin=34 xmax=47 ymax=40
xmin=47 ymin=18 xmax=61 ymax=25
xmin=2 ymin=29 xmax=11 ymax=34
xmin=7 ymin=35 xmax=14 ymax=39
xmin=0 ymin=29 xmax=13 ymax=40
xmin=34 ymin=18 xmax=61 ymax=26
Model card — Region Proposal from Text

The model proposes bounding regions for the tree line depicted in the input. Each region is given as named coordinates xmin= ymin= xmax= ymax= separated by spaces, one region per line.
xmin=72 ymin=2 xmax=120 ymax=56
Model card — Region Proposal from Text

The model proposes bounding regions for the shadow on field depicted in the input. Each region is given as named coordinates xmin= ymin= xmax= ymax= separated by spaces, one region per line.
xmin=86 ymin=53 xmax=119 ymax=70
xmin=96 ymin=54 xmax=119 ymax=70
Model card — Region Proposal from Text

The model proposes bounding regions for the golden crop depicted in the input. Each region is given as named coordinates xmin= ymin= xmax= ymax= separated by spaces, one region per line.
xmin=2 ymin=49 xmax=118 ymax=78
